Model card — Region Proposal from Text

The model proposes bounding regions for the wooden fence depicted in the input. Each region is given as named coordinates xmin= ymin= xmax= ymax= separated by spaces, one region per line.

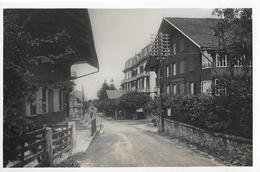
xmin=3 ymin=127 xmax=47 ymax=167
xmin=51 ymin=123 xmax=73 ymax=163
xmin=4 ymin=122 xmax=75 ymax=167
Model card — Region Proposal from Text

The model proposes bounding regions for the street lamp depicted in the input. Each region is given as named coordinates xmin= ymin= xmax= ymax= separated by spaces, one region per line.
xmin=150 ymin=32 xmax=170 ymax=133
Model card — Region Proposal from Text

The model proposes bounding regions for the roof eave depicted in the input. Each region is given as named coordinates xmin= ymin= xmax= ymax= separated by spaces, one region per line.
xmin=163 ymin=17 xmax=201 ymax=48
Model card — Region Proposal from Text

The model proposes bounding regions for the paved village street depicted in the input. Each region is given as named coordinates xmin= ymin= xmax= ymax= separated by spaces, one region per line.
xmin=74 ymin=117 xmax=223 ymax=167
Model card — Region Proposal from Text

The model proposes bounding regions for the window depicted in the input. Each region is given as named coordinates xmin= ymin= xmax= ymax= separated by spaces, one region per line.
xmin=166 ymin=85 xmax=170 ymax=94
xmin=173 ymin=63 xmax=177 ymax=76
xmin=173 ymin=84 xmax=177 ymax=95
xmin=26 ymin=88 xmax=48 ymax=116
xmin=166 ymin=65 xmax=169 ymax=77
xmin=201 ymin=51 xmax=213 ymax=69
xmin=216 ymin=54 xmax=228 ymax=67
xmin=189 ymin=82 xmax=194 ymax=95
xmin=201 ymin=80 xmax=212 ymax=94
xmin=179 ymin=38 xmax=184 ymax=52
xmin=179 ymin=60 xmax=185 ymax=74
xmin=172 ymin=43 xmax=176 ymax=55
xmin=167 ymin=108 xmax=171 ymax=116
xmin=234 ymin=55 xmax=246 ymax=67
xmin=214 ymin=79 xmax=226 ymax=96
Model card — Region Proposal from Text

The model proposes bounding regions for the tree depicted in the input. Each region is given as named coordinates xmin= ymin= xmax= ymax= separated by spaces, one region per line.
xmin=4 ymin=10 xmax=76 ymax=135
xmin=117 ymin=91 xmax=151 ymax=119
xmin=212 ymin=8 xmax=252 ymax=72
xmin=96 ymin=80 xmax=117 ymax=115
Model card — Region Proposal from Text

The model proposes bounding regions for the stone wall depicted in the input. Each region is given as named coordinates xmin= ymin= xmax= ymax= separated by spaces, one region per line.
xmin=164 ymin=118 xmax=252 ymax=166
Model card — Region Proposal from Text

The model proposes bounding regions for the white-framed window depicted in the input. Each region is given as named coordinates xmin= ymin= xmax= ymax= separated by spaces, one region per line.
xmin=190 ymin=82 xmax=194 ymax=95
xmin=214 ymin=79 xmax=226 ymax=96
xmin=173 ymin=84 xmax=177 ymax=95
xmin=201 ymin=80 xmax=212 ymax=94
xmin=167 ymin=108 xmax=171 ymax=116
xmin=166 ymin=65 xmax=169 ymax=77
xmin=173 ymin=63 xmax=177 ymax=76
xmin=216 ymin=54 xmax=228 ymax=67
xmin=26 ymin=87 xmax=48 ymax=116
xmin=166 ymin=85 xmax=170 ymax=94
xmin=201 ymin=51 xmax=213 ymax=69
xmin=173 ymin=43 xmax=176 ymax=55
xmin=234 ymin=55 xmax=246 ymax=67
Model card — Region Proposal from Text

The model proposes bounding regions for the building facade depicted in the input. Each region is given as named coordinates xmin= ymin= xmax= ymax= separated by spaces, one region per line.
xmin=9 ymin=9 xmax=99 ymax=125
xmin=121 ymin=44 xmax=157 ymax=96
xmin=69 ymin=91 xmax=84 ymax=118
xmin=146 ymin=17 xmax=250 ymax=96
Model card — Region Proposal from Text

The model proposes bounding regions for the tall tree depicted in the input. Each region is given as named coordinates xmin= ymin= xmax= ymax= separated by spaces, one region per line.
xmin=212 ymin=8 xmax=252 ymax=71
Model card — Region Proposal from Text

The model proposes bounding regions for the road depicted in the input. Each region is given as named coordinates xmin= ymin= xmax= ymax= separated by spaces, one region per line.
xmin=74 ymin=117 xmax=223 ymax=167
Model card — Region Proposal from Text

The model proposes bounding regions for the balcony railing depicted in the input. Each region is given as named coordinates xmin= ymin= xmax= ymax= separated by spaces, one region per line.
xmin=121 ymin=72 xmax=150 ymax=84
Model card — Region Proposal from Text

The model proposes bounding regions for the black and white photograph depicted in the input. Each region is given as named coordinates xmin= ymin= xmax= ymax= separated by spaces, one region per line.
xmin=1 ymin=0 xmax=259 ymax=171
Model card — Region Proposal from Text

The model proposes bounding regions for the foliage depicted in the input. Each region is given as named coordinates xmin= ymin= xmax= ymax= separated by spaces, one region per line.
xmin=143 ymin=97 xmax=158 ymax=116
xmin=95 ymin=80 xmax=117 ymax=115
xmin=4 ymin=10 xmax=76 ymax=134
xmin=212 ymin=8 xmax=252 ymax=71
xmin=163 ymin=93 xmax=252 ymax=138
xmin=53 ymin=157 xmax=80 ymax=167
xmin=117 ymin=91 xmax=151 ymax=112
xmin=97 ymin=80 xmax=117 ymax=100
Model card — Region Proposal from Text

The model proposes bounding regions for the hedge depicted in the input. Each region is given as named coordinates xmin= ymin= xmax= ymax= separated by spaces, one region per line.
xmin=162 ymin=94 xmax=252 ymax=138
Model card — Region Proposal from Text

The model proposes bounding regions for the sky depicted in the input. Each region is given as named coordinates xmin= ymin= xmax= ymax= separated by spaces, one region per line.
xmin=71 ymin=9 xmax=216 ymax=100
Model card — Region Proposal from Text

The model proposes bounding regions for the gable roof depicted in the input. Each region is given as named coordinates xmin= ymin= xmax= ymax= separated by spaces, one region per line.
xmin=106 ymin=90 xmax=125 ymax=99
xmin=145 ymin=17 xmax=220 ymax=72
xmin=16 ymin=9 xmax=99 ymax=68
xmin=164 ymin=17 xmax=220 ymax=48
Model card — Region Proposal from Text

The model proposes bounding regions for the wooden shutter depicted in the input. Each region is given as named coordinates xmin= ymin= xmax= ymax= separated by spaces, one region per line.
xmin=53 ymin=88 xmax=60 ymax=112
xmin=36 ymin=88 xmax=42 ymax=114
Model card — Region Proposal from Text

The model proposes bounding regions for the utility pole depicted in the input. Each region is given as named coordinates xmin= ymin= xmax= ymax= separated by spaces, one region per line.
xmin=82 ymin=85 xmax=85 ymax=119
xmin=151 ymin=32 xmax=170 ymax=133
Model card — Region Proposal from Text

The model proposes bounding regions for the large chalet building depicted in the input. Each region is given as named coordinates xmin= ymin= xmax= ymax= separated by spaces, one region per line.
xmin=146 ymin=17 xmax=249 ymax=96
xmin=6 ymin=9 xmax=99 ymax=125
xmin=121 ymin=44 xmax=157 ymax=97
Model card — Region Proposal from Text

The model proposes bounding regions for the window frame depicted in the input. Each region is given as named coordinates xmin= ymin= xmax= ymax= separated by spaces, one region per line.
xmin=201 ymin=80 xmax=212 ymax=95
xmin=173 ymin=63 xmax=177 ymax=76
xmin=190 ymin=82 xmax=194 ymax=95
xmin=214 ymin=79 xmax=226 ymax=96
xmin=216 ymin=54 xmax=228 ymax=67
xmin=201 ymin=51 xmax=213 ymax=69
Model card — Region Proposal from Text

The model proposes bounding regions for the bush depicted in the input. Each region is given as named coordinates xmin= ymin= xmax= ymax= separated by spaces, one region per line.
xmin=163 ymin=94 xmax=252 ymax=138
xmin=53 ymin=157 xmax=80 ymax=167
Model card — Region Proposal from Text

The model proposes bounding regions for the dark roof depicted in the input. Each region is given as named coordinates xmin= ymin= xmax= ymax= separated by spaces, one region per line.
xmin=164 ymin=17 xmax=220 ymax=48
xmin=16 ymin=9 xmax=99 ymax=68
xmin=145 ymin=17 xmax=220 ymax=72
xmin=106 ymin=90 xmax=125 ymax=99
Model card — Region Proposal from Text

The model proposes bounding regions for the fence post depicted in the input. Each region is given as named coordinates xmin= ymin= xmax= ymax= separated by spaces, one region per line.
xmin=68 ymin=121 xmax=76 ymax=153
xmin=45 ymin=127 xmax=53 ymax=167
xmin=91 ymin=118 xmax=96 ymax=136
